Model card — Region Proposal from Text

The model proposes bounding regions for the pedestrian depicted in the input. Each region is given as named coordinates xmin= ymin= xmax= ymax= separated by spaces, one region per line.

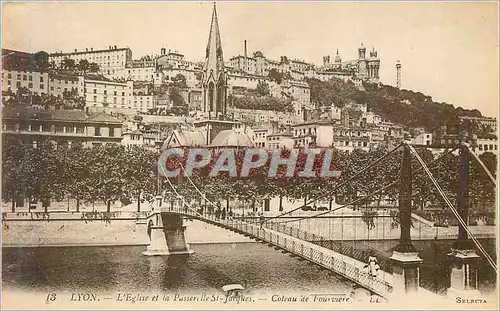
xmin=259 ymin=213 xmax=265 ymax=229
xmin=215 ymin=208 xmax=220 ymax=220
xmin=364 ymin=252 xmax=380 ymax=278
xmin=221 ymin=208 xmax=226 ymax=220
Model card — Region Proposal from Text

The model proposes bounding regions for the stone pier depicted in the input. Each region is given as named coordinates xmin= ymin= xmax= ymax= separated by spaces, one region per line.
xmin=142 ymin=212 xmax=194 ymax=256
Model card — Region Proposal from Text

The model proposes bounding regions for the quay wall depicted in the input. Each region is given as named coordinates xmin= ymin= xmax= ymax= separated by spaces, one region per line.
xmin=1 ymin=212 xmax=495 ymax=248
xmin=1 ymin=212 xmax=252 ymax=247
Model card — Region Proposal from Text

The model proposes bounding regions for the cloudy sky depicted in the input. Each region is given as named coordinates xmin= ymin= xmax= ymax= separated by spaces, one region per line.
xmin=2 ymin=1 xmax=498 ymax=117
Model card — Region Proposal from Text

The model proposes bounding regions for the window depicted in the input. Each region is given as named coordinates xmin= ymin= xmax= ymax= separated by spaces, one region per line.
xmin=7 ymin=73 xmax=11 ymax=78
xmin=66 ymin=125 xmax=74 ymax=133
xmin=16 ymin=81 xmax=21 ymax=87
xmin=76 ymin=126 xmax=85 ymax=134
xmin=114 ymin=91 xmax=117 ymax=95
xmin=95 ymin=127 xmax=101 ymax=136
xmin=50 ymin=87 xmax=54 ymax=91
xmin=122 ymin=92 xmax=125 ymax=96
xmin=8 ymin=80 xmax=11 ymax=85
xmin=40 ymin=84 xmax=44 ymax=89
xmin=42 ymin=124 xmax=51 ymax=132
xmin=93 ymin=89 xmax=96 ymax=93
xmin=104 ymin=90 xmax=107 ymax=95
xmin=55 ymin=125 xmax=64 ymax=133
xmin=65 ymin=80 xmax=68 ymax=84
xmin=29 ymin=75 xmax=33 ymax=81
xmin=23 ymin=75 xmax=27 ymax=81
xmin=28 ymin=83 xmax=33 ymax=88
xmin=40 ymin=77 xmax=44 ymax=83
xmin=93 ymin=95 xmax=97 ymax=102
xmin=109 ymin=127 xmax=115 ymax=137
xmin=103 ymin=96 xmax=107 ymax=103
xmin=17 ymin=74 xmax=21 ymax=80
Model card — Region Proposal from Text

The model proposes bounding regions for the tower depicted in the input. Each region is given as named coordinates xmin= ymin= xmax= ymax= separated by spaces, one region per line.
xmin=357 ymin=43 xmax=368 ymax=78
xmin=358 ymin=43 xmax=366 ymax=59
xmin=202 ymin=3 xmax=227 ymax=119
xmin=323 ymin=55 xmax=331 ymax=67
xmin=334 ymin=49 xmax=342 ymax=69
xmin=396 ymin=60 xmax=402 ymax=89
xmin=367 ymin=47 xmax=380 ymax=82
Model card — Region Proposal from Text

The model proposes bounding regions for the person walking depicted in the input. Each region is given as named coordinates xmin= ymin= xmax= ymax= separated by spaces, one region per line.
xmin=259 ymin=213 xmax=265 ymax=229
xmin=365 ymin=253 xmax=380 ymax=278
xmin=221 ymin=208 xmax=226 ymax=220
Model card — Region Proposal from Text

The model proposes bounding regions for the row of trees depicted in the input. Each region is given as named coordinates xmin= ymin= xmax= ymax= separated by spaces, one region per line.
xmin=60 ymin=59 xmax=100 ymax=74
xmin=2 ymin=140 xmax=157 ymax=213
xmin=4 ymin=139 xmax=495 ymax=220
xmin=227 ymin=94 xmax=294 ymax=113
xmin=3 ymin=87 xmax=86 ymax=110
xmin=3 ymin=50 xmax=100 ymax=74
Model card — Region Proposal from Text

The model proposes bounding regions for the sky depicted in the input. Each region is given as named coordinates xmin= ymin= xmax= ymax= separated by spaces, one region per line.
xmin=2 ymin=1 xmax=499 ymax=117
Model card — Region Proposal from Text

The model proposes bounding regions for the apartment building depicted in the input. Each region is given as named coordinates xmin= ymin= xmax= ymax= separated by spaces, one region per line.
xmin=2 ymin=107 xmax=123 ymax=148
xmin=49 ymin=46 xmax=132 ymax=76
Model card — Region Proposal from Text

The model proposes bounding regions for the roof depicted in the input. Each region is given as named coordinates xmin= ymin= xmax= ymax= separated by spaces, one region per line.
xmin=210 ymin=130 xmax=254 ymax=148
xmin=164 ymin=130 xmax=206 ymax=147
xmin=50 ymin=73 xmax=81 ymax=81
xmin=88 ymin=112 xmax=122 ymax=123
xmin=2 ymin=107 xmax=121 ymax=124
xmin=123 ymin=129 xmax=143 ymax=136
xmin=50 ymin=47 xmax=131 ymax=57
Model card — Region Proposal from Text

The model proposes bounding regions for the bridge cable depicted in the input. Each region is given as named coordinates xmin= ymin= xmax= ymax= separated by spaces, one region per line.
xmin=263 ymin=143 xmax=405 ymax=223
xmin=163 ymin=175 xmax=204 ymax=218
xmin=407 ymin=144 xmax=498 ymax=272
xmin=466 ymin=144 xmax=496 ymax=184
xmin=272 ymin=146 xmax=459 ymax=225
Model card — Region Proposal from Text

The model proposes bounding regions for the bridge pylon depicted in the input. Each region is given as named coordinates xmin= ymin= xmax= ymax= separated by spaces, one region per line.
xmin=390 ymin=143 xmax=423 ymax=296
xmin=447 ymin=144 xmax=480 ymax=297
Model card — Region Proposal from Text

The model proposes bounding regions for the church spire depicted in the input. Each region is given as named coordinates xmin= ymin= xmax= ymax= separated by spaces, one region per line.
xmin=203 ymin=2 xmax=227 ymax=118
xmin=204 ymin=2 xmax=224 ymax=79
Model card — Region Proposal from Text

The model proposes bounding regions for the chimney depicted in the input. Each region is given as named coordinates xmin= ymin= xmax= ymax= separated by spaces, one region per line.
xmin=271 ymin=121 xmax=279 ymax=134
xmin=91 ymin=47 xmax=93 ymax=51
xmin=114 ymin=45 xmax=117 ymax=49
xmin=244 ymin=40 xmax=248 ymax=72
xmin=109 ymin=46 xmax=111 ymax=50
xmin=86 ymin=48 xmax=88 ymax=52
xmin=74 ymin=49 xmax=77 ymax=52
xmin=161 ymin=48 xmax=166 ymax=55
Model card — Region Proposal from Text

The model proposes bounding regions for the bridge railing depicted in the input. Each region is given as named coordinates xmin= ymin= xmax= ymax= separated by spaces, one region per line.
xmin=252 ymin=219 xmax=393 ymax=273
xmin=164 ymin=208 xmax=392 ymax=297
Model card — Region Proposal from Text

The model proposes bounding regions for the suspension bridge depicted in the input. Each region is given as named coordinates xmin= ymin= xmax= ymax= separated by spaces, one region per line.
xmin=145 ymin=141 xmax=497 ymax=301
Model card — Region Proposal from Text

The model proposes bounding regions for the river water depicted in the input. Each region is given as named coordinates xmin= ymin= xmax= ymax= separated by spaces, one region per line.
xmin=2 ymin=243 xmax=355 ymax=295
xmin=2 ymin=240 xmax=496 ymax=296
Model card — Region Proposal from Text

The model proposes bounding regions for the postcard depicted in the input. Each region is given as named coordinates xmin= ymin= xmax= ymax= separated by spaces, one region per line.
xmin=1 ymin=1 xmax=498 ymax=310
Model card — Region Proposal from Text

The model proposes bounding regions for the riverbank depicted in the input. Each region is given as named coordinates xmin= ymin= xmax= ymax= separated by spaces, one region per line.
xmin=2 ymin=211 xmax=496 ymax=248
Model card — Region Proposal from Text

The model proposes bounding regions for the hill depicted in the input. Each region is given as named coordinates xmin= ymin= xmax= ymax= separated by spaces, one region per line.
xmin=306 ymin=77 xmax=483 ymax=131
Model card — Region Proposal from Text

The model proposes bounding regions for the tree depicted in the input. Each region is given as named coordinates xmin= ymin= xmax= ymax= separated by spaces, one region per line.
xmin=173 ymin=74 xmax=187 ymax=88
xmin=2 ymin=138 xmax=27 ymax=212
xmin=169 ymin=87 xmax=186 ymax=107
xmin=256 ymin=81 xmax=270 ymax=96
xmin=268 ymin=69 xmax=283 ymax=84
xmin=62 ymin=58 xmax=76 ymax=71
xmin=33 ymin=51 xmax=50 ymax=72
xmin=122 ymin=146 xmax=157 ymax=212
xmin=89 ymin=62 xmax=100 ymax=73
xmin=88 ymin=145 xmax=127 ymax=212
xmin=78 ymin=59 xmax=90 ymax=73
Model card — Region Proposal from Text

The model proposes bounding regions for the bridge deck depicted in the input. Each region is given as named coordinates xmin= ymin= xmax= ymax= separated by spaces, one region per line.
xmin=167 ymin=208 xmax=393 ymax=297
